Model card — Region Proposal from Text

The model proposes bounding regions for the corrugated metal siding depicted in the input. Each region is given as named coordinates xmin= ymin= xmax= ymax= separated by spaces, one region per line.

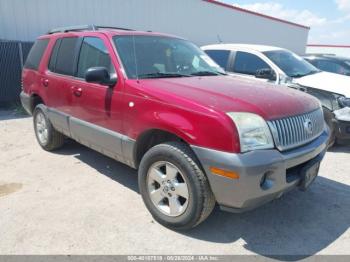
xmin=0 ymin=0 xmax=309 ymax=54
xmin=21 ymin=42 xmax=33 ymax=63
xmin=0 ymin=40 xmax=33 ymax=103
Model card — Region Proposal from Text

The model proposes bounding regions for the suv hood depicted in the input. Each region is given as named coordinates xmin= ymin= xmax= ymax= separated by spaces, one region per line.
xmin=139 ymin=76 xmax=320 ymax=120
xmin=294 ymin=71 xmax=350 ymax=97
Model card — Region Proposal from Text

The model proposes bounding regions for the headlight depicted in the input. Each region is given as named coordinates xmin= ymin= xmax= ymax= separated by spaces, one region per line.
xmin=338 ymin=97 xmax=350 ymax=108
xmin=227 ymin=112 xmax=274 ymax=152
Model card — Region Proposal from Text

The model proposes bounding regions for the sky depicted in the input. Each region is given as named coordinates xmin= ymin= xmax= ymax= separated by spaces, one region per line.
xmin=221 ymin=0 xmax=350 ymax=44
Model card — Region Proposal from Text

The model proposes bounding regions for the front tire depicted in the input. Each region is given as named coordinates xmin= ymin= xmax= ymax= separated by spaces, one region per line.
xmin=138 ymin=142 xmax=215 ymax=230
xmin=33 ymin=105 xmax=65 ymax=151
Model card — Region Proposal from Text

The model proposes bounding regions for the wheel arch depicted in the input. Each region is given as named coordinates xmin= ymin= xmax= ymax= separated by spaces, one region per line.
xmin=29 ymin=93 xmax=45 ymax=114
xmin=133 ymin=128 xmax=193 ymax=168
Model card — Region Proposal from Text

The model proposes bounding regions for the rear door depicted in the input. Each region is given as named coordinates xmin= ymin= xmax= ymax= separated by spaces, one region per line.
xmin=203 ymin=49 xmax=232 ymax=71
xmin=44 ymin=36 xmax=82 ymax=135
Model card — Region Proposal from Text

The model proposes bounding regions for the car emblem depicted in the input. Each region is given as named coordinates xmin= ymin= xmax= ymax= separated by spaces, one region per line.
xmin=304 ymin=118 xmax=313 ymax=134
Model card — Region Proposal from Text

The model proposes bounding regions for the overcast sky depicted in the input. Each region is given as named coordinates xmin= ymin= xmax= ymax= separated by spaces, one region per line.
xmin=221 ymin=0 xmax=350 ymax=44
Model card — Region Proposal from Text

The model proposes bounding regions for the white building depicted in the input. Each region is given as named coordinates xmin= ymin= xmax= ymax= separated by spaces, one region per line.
xmin=307 ymin=45 xmax=350 ymax=57
xmin=0 ymin=0 xmax=310 ymax=54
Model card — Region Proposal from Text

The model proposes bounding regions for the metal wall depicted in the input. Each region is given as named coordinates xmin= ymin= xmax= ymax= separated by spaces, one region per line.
xmin=0 ymin=40 xmax=33 ymax=103
xmin=0 ymin=0 xmax=309 ymax=54
xmin=307 ymin=46 xmax=350 ymax=57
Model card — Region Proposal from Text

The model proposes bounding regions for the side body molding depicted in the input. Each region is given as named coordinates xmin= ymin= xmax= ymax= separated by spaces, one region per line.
xmin=46 ymin=107 xmax=137 ymax=168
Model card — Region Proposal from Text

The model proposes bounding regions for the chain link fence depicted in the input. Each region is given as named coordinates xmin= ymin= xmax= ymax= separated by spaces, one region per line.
xmin=0 ymin=40 xmax=33 ymax=105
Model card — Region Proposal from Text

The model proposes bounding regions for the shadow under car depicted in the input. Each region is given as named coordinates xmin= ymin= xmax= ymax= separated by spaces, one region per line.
xmin=54 ymin=140 xmax=350 ymax=260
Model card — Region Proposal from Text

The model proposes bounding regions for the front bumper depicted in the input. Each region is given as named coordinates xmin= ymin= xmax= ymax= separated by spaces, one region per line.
xmin=335 ymin=120 xmax=350 ymax=143
xmin=191 ymin=129 xmax=329 ymax=213
xmin=333 ymin=107 xmax=350 ymax=143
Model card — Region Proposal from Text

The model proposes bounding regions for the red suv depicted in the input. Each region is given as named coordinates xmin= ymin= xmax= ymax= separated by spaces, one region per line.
xmin=21 ymin=25 xmax=329 ymax=230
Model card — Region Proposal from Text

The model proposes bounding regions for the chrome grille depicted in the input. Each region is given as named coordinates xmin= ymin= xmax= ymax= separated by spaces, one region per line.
xmin=268 ymin=108 xmax=325 ymax=151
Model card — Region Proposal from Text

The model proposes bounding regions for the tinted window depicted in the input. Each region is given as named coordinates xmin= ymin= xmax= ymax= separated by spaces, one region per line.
xmin=304 ymin=58 xmax=317 ymax=67
xmin=24 ymin=39 xmax=49 ymax=70
xmin=77 ymin=37 xmax=114 ymax=78
xmin=233 ymin=52 xmax=270 ymax=75
xmin=55 ymin=37 xmax=79 ymax=76
xmin=205 ymin=50 xmax=230 ymax=69
xmin=48 ymin=39 xmax=61 ymax=71
xmin=317 ymin=60 xmax=346 ymax=74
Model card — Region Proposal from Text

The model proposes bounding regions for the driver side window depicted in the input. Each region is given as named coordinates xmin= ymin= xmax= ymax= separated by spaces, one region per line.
xmin=232 ymin=51 xmax=271 ymax=76
xmin=172 ymin=45 xmax=204 ymax=72
xmin=77 ymin=37 xmax=115 ymax=79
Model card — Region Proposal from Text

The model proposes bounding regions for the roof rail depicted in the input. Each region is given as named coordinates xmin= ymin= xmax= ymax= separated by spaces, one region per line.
xmin=96 ymin=25 xmax=135 ymax=31
xmin=47 ymin=25 xmax=135 ymax=34
xmin=48 ymin=25 xmax=97 ymax=34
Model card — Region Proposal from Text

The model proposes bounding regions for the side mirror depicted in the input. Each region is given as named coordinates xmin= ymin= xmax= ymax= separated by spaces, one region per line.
xmin=255 ymin=68 xmax=276 ymax=81
xmin=85 ymin=67 xmax=117 ymax=87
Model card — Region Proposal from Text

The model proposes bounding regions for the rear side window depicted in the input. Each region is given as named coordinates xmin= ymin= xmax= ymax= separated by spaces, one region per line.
xmin=54 ymin=37 xmax=80 ymax=76
xmin=77 ymin=37 xmax=114 ymax=78
xmin=204 ymin=50 xmax=230 ymax=69
xmin=233 ymin=51 xmax=271 ymax=75
xmin=48 ymin=38 xmax=61 ymax=72
xmin=24 ymin=39 xmax=49 ymax=70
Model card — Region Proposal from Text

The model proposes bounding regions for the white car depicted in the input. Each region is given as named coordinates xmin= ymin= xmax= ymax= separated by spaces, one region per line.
xmin=202 ymin=44 xmax=350 ymax=145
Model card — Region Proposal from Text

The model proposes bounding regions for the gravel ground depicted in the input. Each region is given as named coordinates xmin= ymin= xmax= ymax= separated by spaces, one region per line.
xmin=0 ymin=110 xmax=349 ymax=258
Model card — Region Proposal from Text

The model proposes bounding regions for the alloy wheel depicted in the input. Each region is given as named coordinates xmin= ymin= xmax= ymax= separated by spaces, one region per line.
xmin=147 ymin=161 xmax=189 ymax=217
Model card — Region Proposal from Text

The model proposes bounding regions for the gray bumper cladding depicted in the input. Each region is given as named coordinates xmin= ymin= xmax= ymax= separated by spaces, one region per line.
xmin=20 ymin=91 xmax=33 ymax=115
xmin=191 ymin=129 xmax=329 ymax=212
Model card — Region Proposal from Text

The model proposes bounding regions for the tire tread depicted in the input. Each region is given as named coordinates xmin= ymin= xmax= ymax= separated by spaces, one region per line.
xmin=164 ymin=142 xmax=215 ymax=227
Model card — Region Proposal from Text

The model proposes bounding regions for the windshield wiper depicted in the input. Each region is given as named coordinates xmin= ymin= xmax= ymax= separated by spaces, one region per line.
xmin=305 ymin=70 xmax=321 ymax=76
xmin=290 ymin=70 xmax=320 ymax=78
xmin=190 ymin=71 xmax=226 ymax=76
xmin=138 ymin=72 xmax=191 ymax=79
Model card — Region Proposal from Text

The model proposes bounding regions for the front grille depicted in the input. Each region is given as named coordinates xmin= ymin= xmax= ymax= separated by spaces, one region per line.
xmin=268 ymin=108 xmax=325 ymax=151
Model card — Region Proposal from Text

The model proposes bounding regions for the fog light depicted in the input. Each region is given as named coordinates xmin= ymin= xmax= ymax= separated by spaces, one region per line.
xmin=260 ymin=171 xmax=274 ymax=190
xmin=260 ymin=173 xmax=267 ymax=187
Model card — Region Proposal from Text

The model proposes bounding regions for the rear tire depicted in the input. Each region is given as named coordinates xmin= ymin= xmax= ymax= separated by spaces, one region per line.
xmin=33 ymin=105 xmax=65 ymax=151
xmin=138 ymin=142 xmax=215 ymax=230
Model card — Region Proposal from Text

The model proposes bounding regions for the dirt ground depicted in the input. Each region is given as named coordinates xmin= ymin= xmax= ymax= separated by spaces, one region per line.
xmin=0 ymin=110 xmax=349 ymax=257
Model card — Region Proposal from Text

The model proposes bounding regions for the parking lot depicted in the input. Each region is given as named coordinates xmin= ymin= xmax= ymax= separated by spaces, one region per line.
xmin=0 ymin=110 xmax=349 ymax=257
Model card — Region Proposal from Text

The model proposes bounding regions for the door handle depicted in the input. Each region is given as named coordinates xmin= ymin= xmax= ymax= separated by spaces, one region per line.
xmin=71 ymin=86 xmax=82 ymax=97
xmin=41 ymin=78 xmax=49 ymax=87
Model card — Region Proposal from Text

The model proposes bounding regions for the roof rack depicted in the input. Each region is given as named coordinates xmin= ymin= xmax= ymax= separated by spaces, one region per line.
xmin=47 ymin=25 xmax=135 ymax=34
xmin=96 ymin=25 xmax=135 ymax=31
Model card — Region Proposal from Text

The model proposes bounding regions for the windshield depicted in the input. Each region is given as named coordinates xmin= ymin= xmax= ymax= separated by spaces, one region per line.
xmin=264 ymin=50 xmax=320 ymax=78
xmin=345 ymin=61 xmax=350 ymax=67
xmin=113 ymin=35 xmax=225 ymax=79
